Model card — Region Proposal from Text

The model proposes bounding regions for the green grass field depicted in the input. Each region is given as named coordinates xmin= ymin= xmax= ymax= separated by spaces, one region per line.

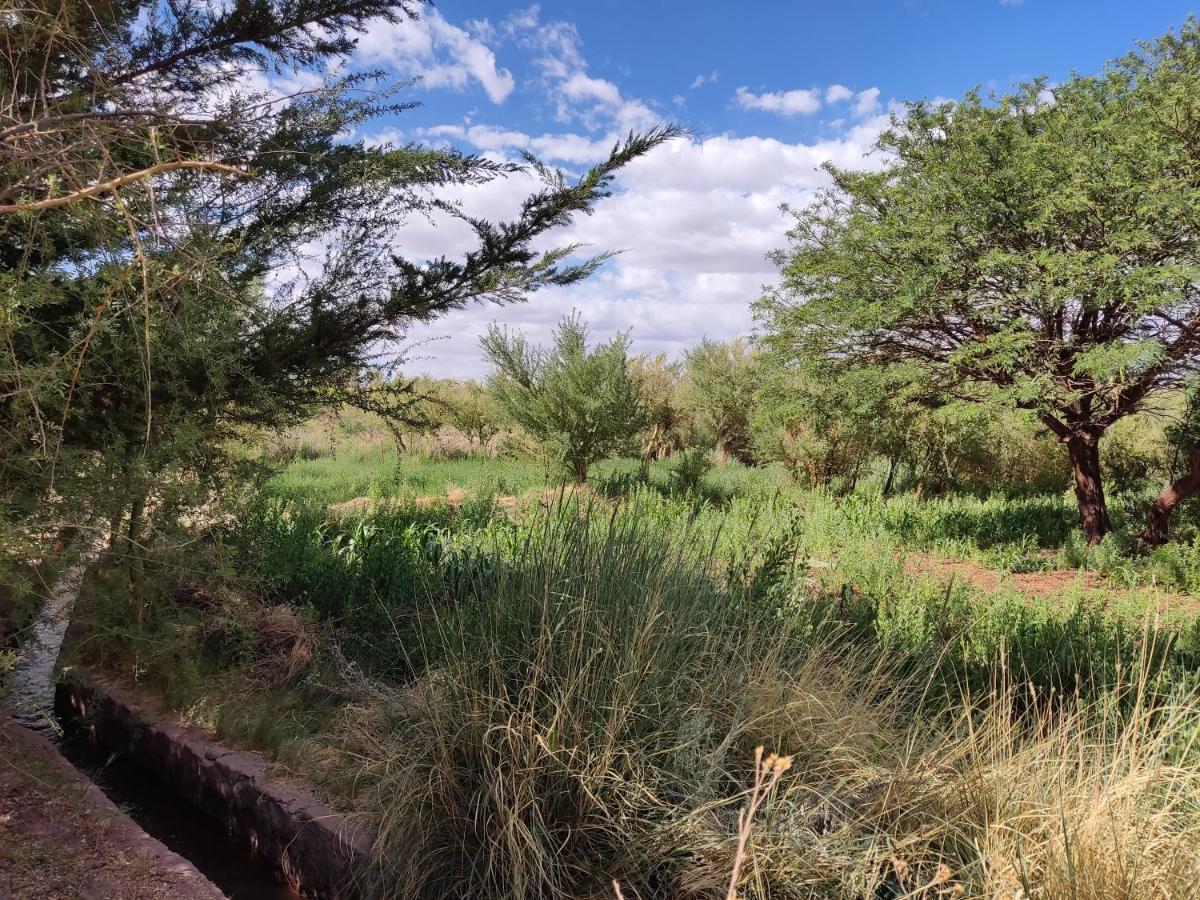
xmin=263 ymin=447 xmax=1200 ymax=595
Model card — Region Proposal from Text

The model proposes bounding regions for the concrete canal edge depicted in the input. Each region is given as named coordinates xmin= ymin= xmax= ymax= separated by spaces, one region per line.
xmin=55 ymin=670 xmax=374 ymax=899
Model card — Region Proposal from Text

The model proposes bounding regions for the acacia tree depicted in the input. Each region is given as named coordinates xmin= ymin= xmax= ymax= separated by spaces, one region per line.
xmin=482 ymin=313 xmax=647 ymax=483
xmin=758 ymin=23 xmax=1200 ymax=544
xmin=0 ymin=0 xmax=675 ymax=543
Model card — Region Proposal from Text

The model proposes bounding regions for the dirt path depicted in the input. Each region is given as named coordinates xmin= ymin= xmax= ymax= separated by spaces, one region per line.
xmin=903 ymin=553 xmax=1102 ymax=595
xmin=0 ymin=716 xmax=224 ymax=900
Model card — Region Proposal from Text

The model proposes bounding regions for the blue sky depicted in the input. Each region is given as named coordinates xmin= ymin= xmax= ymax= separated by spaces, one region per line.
xmin=333 ymin=1 xmax=1199 ymax=377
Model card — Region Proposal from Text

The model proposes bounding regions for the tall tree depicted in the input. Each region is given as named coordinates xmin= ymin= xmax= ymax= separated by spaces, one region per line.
xmin=0 ymin=0 xmax=676 ymax=538
xmin=482 ymin=313 xmax=647 ymax=483
xmin=758 ymin=22 xmax=1200 ymax=544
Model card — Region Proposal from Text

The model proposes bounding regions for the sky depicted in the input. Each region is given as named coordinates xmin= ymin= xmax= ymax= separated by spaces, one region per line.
xmin=335 ymin=0 xmax=1200 ymax=379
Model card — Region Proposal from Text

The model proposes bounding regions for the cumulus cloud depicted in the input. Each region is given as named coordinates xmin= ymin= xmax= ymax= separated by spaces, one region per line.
xmin=825 ymin=84 xmax=854 ymax=104
xmin=385 ymin=117 xmax=893 ymax=378
xmin=735 ymin=85 xmax=823 ymax=116
xmin=408 ymin=122 xmax=615 ymax=165
xmin=343 ymin=5 xmax=897 ymax=378
xmin=851 ymin=86 xmax=881 ymax=117
xmin=737 ymin=83 xmax=882 ymax=119
xmin=354 ymin=6 xmax=515 ymax=103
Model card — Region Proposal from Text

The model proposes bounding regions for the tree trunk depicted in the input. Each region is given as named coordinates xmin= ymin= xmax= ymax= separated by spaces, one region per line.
xmin=125 ymin=487 xmax=148 ymax=624
xmin=882 ymin=456 xmax=898 ymax=497
xmin=1067 ymin=435 xmax=1111 ymax=545
xmin=1140 ymin=449 xmax=1200 ymax=547
xmin=571 ymin=456 xmax=588 ymax=484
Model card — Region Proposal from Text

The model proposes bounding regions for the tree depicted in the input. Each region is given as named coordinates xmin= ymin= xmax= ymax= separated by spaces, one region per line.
xmin=752 ymin=363 xmax=913 ymax=491
xmin=482 ymin=313 xmax=647 ymax=483
xmin=629 ymin=353 xmax=686 ymax=460
xmin=757 ymin=23 xmax=1200 ymax=544
xmin=0 ymin=0 xmax=677 ymax=545
xmin=442 ymin=381 xmax=501 ymax=451
xmin=679 ymin=339 xmax=758 ymax=465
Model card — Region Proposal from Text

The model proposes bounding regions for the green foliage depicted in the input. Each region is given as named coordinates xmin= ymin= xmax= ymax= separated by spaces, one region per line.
xmin=678 ymin=338 xmax=758 ymax=464
xmin=440 ymin=380 xmax=502 ymax=450
xmin=630 ymin=353 xmax=687 ymax=459
xmin=758 ymin=22 xmax=1200 ymax=542
xmin=752 ymin=363 xmax=910 ymax=490
xmin=1102 ymin=411 xmax=1172 ymax=495
xmin=70 ymin=455 xmax=1200 ymax=898
xmin=225 ymin=488 xmax=1200 ymax=897
xmin=0 ymin=0 xmax=678 ymax=553
xmin=667 ymin=447 xmax=713 ymax=495
xmin=483 ymin=313 xmax=649 ymax=482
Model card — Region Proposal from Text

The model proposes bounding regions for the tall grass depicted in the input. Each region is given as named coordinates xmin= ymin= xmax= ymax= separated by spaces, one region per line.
xmin=80 ymin=457 xmax=1200 ymax=897
xmin=356 ymin=501 xmax=903 ymax=897
xmin=235 ymin=486 xmax=1200 ymax=700
xmin=319 ymin=499 xmax=1200 ymax=899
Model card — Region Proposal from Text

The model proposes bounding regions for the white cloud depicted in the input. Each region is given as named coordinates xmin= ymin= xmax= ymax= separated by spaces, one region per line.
xmin=529 ymin=132 xmax=615 ymax=164
xmin=339 ymin=6 xmax=900 ymax=378
xmin=735 ymin=85 xmax=823 ymax=116
xmin=500 ymin=6 xmax=660 ymax=133
xmin=825 ymin=83 xmax=854 ymax=104
xmin=387 ymin=117 xmax=893 ymax=378
xmin=509 ymin=9 xmax=584 ymax=79
xmin=355 ymin=7 xmax=515 ymax=103
xmin=410 ymin=123 xmax=616 ymax=165
xmin=561 ymin=71 xmax=623 ymax=107
xmin=736 ymin=83 xmax=882 ymax=119
xmin=852 ymin=86 xmax=881 ymax=117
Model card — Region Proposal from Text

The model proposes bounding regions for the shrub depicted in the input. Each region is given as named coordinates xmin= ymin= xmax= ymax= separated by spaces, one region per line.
xmin=483 ymin=313 xmax=648 ymax=483
xmin=668 ymin=447 xmax=713 ymax=495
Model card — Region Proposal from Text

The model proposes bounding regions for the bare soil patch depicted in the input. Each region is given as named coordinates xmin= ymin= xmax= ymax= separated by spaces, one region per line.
xmin=902 ymin=552 xmax=1200 ymax=615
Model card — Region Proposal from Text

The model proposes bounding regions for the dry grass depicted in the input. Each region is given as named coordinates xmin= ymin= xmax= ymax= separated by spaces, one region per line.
xmin=334 ymin=506 xmax=1200 ymax=898
xmin=250 ymin=605 xmax=316 ymax=686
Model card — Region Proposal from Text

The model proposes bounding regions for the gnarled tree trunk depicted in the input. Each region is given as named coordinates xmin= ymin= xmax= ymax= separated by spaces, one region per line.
xmin=1067 ymin=434 xmax=1111 ymax=545
xmin=1140 ymin=448 xmax=1200 ymax=547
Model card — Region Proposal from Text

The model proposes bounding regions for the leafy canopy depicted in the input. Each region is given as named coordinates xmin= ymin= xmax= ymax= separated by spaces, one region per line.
xmin=679 ymin=338 xmax=758 ymax=465
xmin=0 ymin=0 xmax=677 ymax=525
xmin=757 ymin=21 xmax=1200 ymax=539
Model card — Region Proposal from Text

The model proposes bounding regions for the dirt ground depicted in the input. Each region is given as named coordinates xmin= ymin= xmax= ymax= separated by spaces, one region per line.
xmin=902 ymin=551 xmax=1200 ymax=616
xmin=0 ymin=717 xmax=223 ymax=900
xmin=903 ymin=552 xmax=1104 ymax=596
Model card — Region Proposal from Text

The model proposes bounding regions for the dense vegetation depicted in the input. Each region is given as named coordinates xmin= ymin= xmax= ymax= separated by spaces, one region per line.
xmin=70 ymin=458 xmax=1200 ymax=897
xmin=5 ymin=4 xmax=1200 ymax=898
